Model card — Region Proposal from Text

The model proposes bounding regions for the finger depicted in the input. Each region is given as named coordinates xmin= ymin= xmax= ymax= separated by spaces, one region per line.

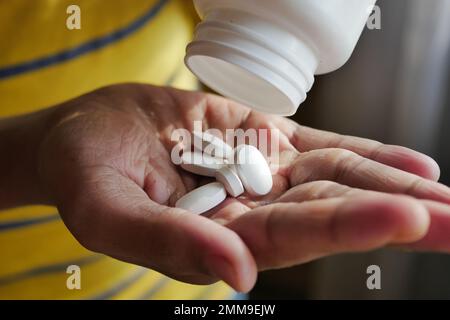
xmin=166 ymin=88 xmax=296 ymax=154
xmin=143 ymin=139 xmax=188 ymax=206
xmin=406 ymin=200 xmax=450 ymax=252
xmin=289 ymin=148 xmax=450 ymax=204
xmin=276 ymin=180 xmax=354 ymax=203
xmin=202 ymin=169 xmax=291 ymax=227
xmin=206 ymin=198 xmax=252 ymax=225
xmin=277 ymin=181 xmax=450 ymax=253
xmin=227 ymin=194 xmax=429 ymax=270
xmin=206 ymin=171 xmax=291 ymax=227
xmin=164 ymin=88 xmax=251 ymax=133
xmin=132 ymin=86 xmax=249 ymax=152
xmin=62 ymin=167 xmax=258 ymax=293
xmin=277 ymin=120 xmax=440 ymax=181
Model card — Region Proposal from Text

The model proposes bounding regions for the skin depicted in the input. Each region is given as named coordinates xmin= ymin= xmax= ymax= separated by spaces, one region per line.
xmin=1 ymin=83 xmax=450 ymax=293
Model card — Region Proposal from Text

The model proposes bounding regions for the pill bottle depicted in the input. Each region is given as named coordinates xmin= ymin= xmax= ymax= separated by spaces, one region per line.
xmin=185 ymin=0 xmax=377 ymax=116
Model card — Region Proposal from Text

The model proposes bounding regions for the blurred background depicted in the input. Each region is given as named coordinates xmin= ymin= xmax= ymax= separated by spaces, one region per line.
xmin=250 ymin=0 xmax=450 ymax=299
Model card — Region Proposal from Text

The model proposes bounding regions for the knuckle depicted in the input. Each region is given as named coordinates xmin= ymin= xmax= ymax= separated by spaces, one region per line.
xmin=314 ymin=180 xmax=350 ymax=198
xmin=297 ymin=180 xmax=341 ymax=200
xmin=405 ymin=177 xmax=426 ymax=196
xmin=324 ymin=148 xmax=357 ymax=162
xmin=262 ymin=206 xmax=282 ymax=253
xmin=323 ymin=148 xmax=365 ymax=182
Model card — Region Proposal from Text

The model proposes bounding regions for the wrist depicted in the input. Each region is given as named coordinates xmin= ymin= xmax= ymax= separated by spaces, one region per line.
xmin=0 ymin=108 xmax=54 ymax=209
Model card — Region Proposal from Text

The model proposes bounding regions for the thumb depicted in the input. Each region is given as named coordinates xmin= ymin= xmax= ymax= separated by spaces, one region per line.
xmin=61 ymin=168 xmax=257 ymax=292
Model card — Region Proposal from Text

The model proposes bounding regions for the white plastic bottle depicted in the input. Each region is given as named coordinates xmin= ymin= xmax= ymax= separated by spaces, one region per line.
xmin=185 ymin=0 xmax=377 ymax=116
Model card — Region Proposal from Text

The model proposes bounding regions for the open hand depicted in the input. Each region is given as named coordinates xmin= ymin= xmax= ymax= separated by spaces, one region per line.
xmin=35 ymin=84 xmax=450 ymax=292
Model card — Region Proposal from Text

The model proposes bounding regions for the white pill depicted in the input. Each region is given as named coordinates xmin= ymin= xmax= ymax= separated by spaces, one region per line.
xmin=234 ymin=145 xmax=273 ymax=196
xmin=175 ymin=182 xmax=227 ymax=214
xmin=180 ymin=151 xmax=225 ymax=177
xmin=192 ymin=131 xmax=234 ymax=159
xmin=215 ymin=165 xmax=244 ymax=197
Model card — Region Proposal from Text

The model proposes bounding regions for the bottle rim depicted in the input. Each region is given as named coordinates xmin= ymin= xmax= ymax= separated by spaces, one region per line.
xmin=185 ymin=10 xmax=318 ymax=115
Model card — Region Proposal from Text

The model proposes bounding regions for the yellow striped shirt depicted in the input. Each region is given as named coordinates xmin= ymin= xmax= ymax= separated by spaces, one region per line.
xmin=0 ymin=0 xmax=233 ymax=300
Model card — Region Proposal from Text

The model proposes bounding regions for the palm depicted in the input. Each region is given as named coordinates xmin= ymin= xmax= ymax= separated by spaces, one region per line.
xmin=40 ymin=84 xmax=450 ymax=292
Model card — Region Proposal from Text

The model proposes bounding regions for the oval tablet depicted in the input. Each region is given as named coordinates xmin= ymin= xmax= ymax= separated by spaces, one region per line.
xmin=215 ymin=165 xmax=244 ymax=197
xmin=234 ymin=145 xmax=273 ymax=196
xmin=175 ymin=182 xmax=227 ymax=214
xmin=192 ymin=131 xmax=234 ymax=159
xmin=180 ymin=151 xmax=225 ymax=177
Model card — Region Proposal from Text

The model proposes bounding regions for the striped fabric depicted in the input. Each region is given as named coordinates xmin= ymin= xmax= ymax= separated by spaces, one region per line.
xmin=0 ymin=0 xmax=234 ymax=300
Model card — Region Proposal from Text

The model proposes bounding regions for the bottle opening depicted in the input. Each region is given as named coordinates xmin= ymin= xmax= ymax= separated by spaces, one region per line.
xmin=185 ymin=9 xmax=319 ymax=116
xmin=186 ymin=54 xmax=297 ymax=116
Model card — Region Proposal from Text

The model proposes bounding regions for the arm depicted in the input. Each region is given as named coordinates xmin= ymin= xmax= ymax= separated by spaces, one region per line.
xmin=0 ymin=111 xmax=51 ymax=209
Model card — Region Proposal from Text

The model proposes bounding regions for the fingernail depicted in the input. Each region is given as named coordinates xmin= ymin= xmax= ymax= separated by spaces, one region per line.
xmin=204 ymin=255 xmax=237 ymax=290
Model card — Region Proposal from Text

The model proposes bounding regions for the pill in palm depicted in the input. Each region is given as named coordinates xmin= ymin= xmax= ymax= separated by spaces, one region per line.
xmin=173 ymin=132 xmax=273 ymax=214
xmin=192 ymin=131 xmax=233 ymax=159
xmin=180 ymin=151 xmax=225 ymax=177
xmin=175 ymin=182 xmax=227 ymax=215
xmin=215 ymin=165 xmax=244 ymax=197
xmin=234 ymin=144 xmax=273 ymax=196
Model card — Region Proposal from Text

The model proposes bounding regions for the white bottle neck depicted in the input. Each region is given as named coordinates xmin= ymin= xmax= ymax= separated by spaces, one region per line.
xmin=185 ymin=9 xmax=319 ymax=116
